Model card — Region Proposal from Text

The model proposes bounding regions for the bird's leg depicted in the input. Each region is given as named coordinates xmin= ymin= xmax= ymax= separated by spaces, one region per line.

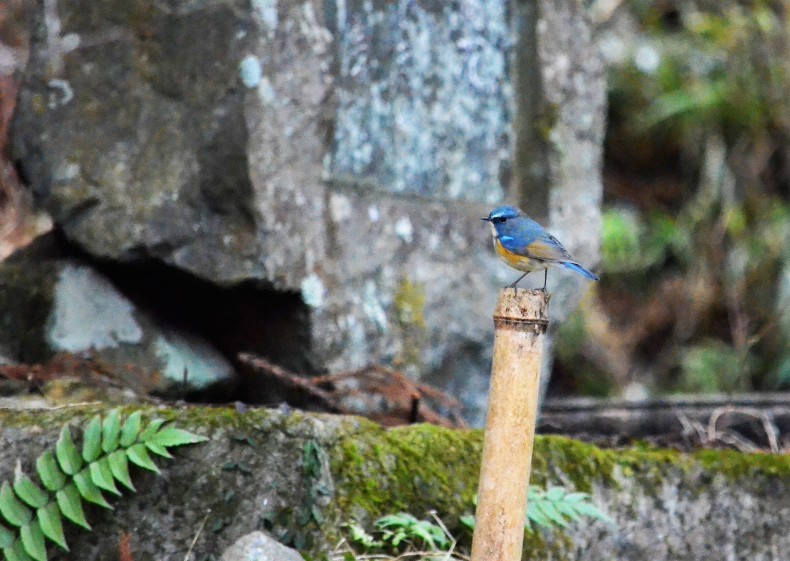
xmin=541 ymin=269 xmax=548 ymax=291
xmin=509 ymin=272 xmax=528 ymax=292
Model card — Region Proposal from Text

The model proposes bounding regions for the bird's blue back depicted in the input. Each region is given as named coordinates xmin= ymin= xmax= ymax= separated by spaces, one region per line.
xmin=495 ymin=215 xmax=546 ymax=251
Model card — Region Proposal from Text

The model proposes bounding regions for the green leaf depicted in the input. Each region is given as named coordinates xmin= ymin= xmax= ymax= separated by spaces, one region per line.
xmin=563 ymin=492 xmax=589 ymax=504
xmin=101 ymin=409 xmax=122 ymax=454
xmin=554 ymin=499 xmax=582 ymax=522
xmin=13 ymin=464 xmax=49 ymax=509
xmin=411 ymin=521 xmax=445 ymax=550
xmin=4 ymin=540 xmax=34 ymax=561
xmin=89 ymin=458 xmax=121 ymax=496
xmin=572 ymin=501 xmax=613 ymax=522
xmin=545 ymin=487 xmax=566 ymax=501
xmin=526 ymin=504 xmax=550 ymax=529
xmin=535 ymin=500 xmax=568 ymax=528
xmin=55 ymin=485 xmax=90 ymax=530
xmin=139 ymin=418 xmax=166 ymax=441
xmin=81 ymin=416 xmax=102 ymax=463
xmin=310 ymin=504 xmax=324 ymax=525
xmin=343 ymin=522 xmax=381 ymax=549
xmin=35 ymin=452 xmax=65 ymax=493
xmin=55 ymin=427 xmax=82 ymax=476
xmin=107 ymin=451 xmax=135 ymax=491
xmin=20 ymin=521 xmax=46 ymax=561
xmin=376 ymin=513 xmax=417 ymax=529
xmin=119 ymin=411 xmax=142 ymax=448
xmin=0 ymin=482 xmax=33 ymax=527
xmin=36 ymin=503 xmax=67 ymax=551
xmin=524 ymin=486 xmax=613 ymax=531
xmin=411 ymin=526 xmax=434 ymax=549
xmin=72 ymin=472 xmax=111 ymax=509
xmin=459 ymin=514 xmax=475 ymax=530
xmin=0 ymin=522 xmax=14 ymax=548
xmin=126 ymin=444 xmax=160 ymax=474
xmin=147 ymin=426 xmax=207 ymax=448
xmin=144 ymin=442 xmax=173 ymax=459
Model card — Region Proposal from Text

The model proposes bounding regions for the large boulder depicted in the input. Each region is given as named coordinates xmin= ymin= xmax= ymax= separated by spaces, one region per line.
xmin=0 ymin=405 xmax=787 ymax=560
xmin=10 ymin=0 xmax=605 ymax=422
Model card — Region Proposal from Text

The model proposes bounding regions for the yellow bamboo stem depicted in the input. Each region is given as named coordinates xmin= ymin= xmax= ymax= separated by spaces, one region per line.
xmin=470 ymin=288 xmax=550 ymax=561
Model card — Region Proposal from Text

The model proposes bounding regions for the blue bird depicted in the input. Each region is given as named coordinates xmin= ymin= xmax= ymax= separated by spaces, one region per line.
xmin=482 ymin=205 xmax=599 ymax=290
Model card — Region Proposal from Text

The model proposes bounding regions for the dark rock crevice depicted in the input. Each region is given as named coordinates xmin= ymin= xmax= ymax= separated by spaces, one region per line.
xmin=2 ymin=230 xmax=315 ymax=402
xmin=86 ymin=251 xmax=317 ymax=403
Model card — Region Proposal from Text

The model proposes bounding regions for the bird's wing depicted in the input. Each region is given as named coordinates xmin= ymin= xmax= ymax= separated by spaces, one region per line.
xmin=527 ymin=232 xmax=574 ymax=262
xmin=500 ymin=230 xmax=573 ymax=262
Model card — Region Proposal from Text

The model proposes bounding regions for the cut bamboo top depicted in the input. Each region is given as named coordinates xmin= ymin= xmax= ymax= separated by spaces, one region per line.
xmin=493 ymin=288 xmax=550 ymax=332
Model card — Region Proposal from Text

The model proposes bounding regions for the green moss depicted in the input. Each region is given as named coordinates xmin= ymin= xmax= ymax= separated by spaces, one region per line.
xmin=694 ymin=448 xmax=790 ymax=480
xmin=329 ymin=423 xmax=789 ymax=560
xmin=0 ymin=404 xmax=271 ymax=435
xmin=393 ymin=278 xmax=426 ymax=329
xmin=392 ymin=277 xmax=427 ymax=370
xmin=538 ymin=102 xmax=560 ymax=142
xmin=330 ymin=422 xmax=482 ymax=524
xmin=329 ymin=422 xmax=790 ymax=523
xmin=532 ymin=435 xmax=618 ymax=492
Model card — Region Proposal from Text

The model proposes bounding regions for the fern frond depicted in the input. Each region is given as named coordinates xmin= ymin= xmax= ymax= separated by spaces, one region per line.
xmin=0 ymin=409 xmax=207 ymax=561
xmin=526 ymin=486 xmax=612 ymax=532
xmin=461 ymin=485 xmax=613 ymax=534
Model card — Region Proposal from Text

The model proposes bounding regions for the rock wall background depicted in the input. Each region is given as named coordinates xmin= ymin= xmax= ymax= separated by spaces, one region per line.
xmin=3 ymin=0 xmax=605 ymax=422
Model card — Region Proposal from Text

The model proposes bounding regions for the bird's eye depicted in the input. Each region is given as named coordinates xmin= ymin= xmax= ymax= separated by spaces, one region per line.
xmin=495 ymin=216 xmax=507 ymax=224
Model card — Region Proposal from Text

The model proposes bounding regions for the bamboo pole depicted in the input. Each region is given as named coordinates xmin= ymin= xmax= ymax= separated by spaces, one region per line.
xmin=470 ymin=288 xmax=550 ymax=561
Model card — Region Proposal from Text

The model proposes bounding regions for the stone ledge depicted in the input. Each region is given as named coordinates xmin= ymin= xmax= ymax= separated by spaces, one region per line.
xmin=0 ymin=405 xmax=787 ymax=560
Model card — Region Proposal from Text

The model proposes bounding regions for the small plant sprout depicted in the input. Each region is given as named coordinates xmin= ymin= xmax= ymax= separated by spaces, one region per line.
xmin=341 ymin=510 xmax=464 ymax=560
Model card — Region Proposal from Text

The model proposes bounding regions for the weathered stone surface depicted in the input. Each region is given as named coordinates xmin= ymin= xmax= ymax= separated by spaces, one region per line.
xmin=328 ymin=0 xmax=511 ymax=202
xmin=0 ymin=236 xmax=235 ymax=393
xmin=220 ymin=531 xmax=305 ymax=561
xmin=513 ymin=0 xmax=607 ymax=398
xmin=0 ymin=406 xmax=787 ymax=561
xmin=10 ymin=0 xmax=606 ymax=422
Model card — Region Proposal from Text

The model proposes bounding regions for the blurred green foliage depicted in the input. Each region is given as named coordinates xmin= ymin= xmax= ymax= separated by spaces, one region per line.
xmin=612 ymin=0 xmax=786 ymax=141
xmin=553 ymin=0 xmax=790 ymax=397
xmin=679 ymin=339 xmax=751 ymax=393
xmin=601 ymin=209 xmax=682 ymax=273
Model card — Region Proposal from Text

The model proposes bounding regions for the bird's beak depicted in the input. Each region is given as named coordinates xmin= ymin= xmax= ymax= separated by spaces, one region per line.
xmin=481 ymin=217 xmax=491 ymax=222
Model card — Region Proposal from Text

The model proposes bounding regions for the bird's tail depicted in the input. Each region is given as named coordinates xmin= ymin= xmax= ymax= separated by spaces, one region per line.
xmin=562 ymin=261 xmax=599 ymax=281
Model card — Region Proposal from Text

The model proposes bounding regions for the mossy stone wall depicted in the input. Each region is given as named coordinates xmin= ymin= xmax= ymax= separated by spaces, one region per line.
xmin=0 ymin=406 xmax=786 ymax=560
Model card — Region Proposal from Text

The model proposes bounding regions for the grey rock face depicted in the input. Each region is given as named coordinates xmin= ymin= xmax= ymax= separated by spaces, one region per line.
xmin=11 ymin=0 xmax=605 ymax=422
xmin=328 ymin=0 xmax=511 ymax=202
xmin=0 ymin=236 xmax=235 ymax=393
xmin=220 ymin=531 xmax=305 ymax=561
xmin=530 ymin=0 xmax=607 ymax=398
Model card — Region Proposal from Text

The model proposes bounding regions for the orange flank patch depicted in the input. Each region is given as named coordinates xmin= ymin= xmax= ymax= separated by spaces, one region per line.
xmin=494 ymin=238 xmax=548 ymax=273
